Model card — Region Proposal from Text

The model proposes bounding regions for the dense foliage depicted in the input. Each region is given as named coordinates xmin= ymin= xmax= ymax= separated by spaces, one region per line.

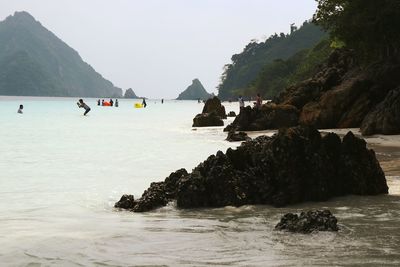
xmin=0 ymin=11 xmax=122 ymax=97
xmin=313 ymin=0 xmax=400 ymax=60
xmin=218 ymin=21 xmax=326 ymax=100
xmin=247 ymin=39 xmax=332 ymax=98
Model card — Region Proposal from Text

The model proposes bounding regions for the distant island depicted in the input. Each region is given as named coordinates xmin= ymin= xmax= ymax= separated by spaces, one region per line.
xmin=176 ymin=79 xmax=212 ymax=100
xmin=124 ymin=88 xmax=138 ymax=98
xmin=0 ymin=11 xmax=122 ymax=97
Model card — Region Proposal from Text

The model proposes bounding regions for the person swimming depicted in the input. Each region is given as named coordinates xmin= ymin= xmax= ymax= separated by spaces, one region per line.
xmin=17 ymin=104 xmax=23 ymax=114
xmin=77 ymin=99 xmax=91 ymax=116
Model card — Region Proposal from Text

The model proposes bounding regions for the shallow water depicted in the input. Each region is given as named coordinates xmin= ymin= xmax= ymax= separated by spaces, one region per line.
xmin=1 ymin=97 xmax=400 ymax=266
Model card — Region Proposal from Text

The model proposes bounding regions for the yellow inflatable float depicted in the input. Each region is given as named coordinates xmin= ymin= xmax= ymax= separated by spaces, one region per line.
xmin=134 ymin=103 xmax=144 ymax=108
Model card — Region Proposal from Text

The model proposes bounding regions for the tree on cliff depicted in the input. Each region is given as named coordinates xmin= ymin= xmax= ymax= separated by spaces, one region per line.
xmin=313 ymin=0 xmax=400 ymax=59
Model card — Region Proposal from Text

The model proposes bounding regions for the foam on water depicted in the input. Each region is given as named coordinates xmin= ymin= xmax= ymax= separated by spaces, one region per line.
xmin=1 ymin=96 xmax=400 ymax=266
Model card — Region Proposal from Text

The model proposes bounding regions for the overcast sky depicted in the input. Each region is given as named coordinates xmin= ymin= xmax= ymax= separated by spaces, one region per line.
xmin=0 ymin=0 xmax=317 ymax=99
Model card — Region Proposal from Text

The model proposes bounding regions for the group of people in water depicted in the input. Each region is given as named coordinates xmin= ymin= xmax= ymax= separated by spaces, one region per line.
xmin=97 ymin=98 xmax=119 ymax=107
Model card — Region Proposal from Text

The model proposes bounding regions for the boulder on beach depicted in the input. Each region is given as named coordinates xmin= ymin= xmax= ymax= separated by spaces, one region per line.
xmin=227 ymin=111 xmax=236 ymax=117
xmin=275 ymin=210 xmax=339 ymax=233
xmin=226 ymin=131 xmax=251 ymax=142
xmin=202 ymin=97 xmax=227 ymax=119
xmin=115 ymin=126 xmax=388 ymax=212
xmin=192 ymin=112 xmax=224 ymax=127
xmin=224 ymin=104 xmax=299 ymax=132
xmin=192 ymin=96 xmax=227 ymax=127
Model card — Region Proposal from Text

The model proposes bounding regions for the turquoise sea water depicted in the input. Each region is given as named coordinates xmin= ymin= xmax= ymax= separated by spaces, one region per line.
xmin=1 ymin=96 xmax=400 ymax=266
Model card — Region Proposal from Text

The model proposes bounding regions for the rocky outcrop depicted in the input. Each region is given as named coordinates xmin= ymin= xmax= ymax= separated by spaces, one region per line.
xmin=226 ymin=131 xmax=251 ymax=142
xmin=116 ymin=126 xmax=388 ymax=212
xmin=202 ymin=97 xmax=227 ymax=119
xmin=224 ymin=48 xmax=400 ymax=135
xmin=275 ymin=210 xmax=339 ymax=233
xmin=192 ymin=97 xmax=227 ymax=127
xmin=224 ymin=104 xmax=299 ymax=132
xmin=176 ymin=79 xmax=212 ymax=100
xmin=115 ymin=169 xmax=188 ymax=212
xmin=124 ymin=88 xmax=138 ymax=99
xmin=361 ymin=87 xmax=400 ymax=135
xmin=192 ymin=112 xmax=224 ymax=127
xmin=227 ymin=111 xmax=236 ymax=117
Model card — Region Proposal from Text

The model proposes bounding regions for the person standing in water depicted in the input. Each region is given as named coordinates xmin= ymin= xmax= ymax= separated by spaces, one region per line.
xmin=115 ymin=99 xmax=119 ymax=107
xmin=238 ymin=95 xmax=245 ymax=109
xmin=77 ymin=99 xmax=91 ymax=116
xmin=110 ymin=99 xmax=114 ymax=107
xmin=17 ymin=104 xmax=23 ymax=114
xmin=255 ymin=93 xmax=262 ymax=109
xmin=142 ymin=98 xmax=147 ymax=108
xmin=97 ymin=99 xmax=100 ymax=106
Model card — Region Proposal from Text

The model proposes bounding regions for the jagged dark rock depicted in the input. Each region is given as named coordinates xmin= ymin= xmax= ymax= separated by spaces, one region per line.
xmin=224 ymin=104 xmax=299 ymax=132
xmin=116 ymin=126 xmax=388 ymax=212
xmin=192 ymin=97 xmax=227 ymax=127
xmin=226 ymin=131 xmax=251 ymax=142
xmin=192 ymin=112 xmax=224 ymax=127
xmin=275 ymin=210 xmax=339 ymax=233
xmin=202 ymin=97 xmax=227 ymax=119
xmin=116 ymin=169 xmax=188 ymax=212
xmin=227 ymin=111 xmax=236 ymax=117
xmin=114 ymin=194 xmax=136 ymax=210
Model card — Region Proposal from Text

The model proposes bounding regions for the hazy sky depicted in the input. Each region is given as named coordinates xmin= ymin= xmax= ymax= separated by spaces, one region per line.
xmin=0 ymin=0 xmax=317 ymax=98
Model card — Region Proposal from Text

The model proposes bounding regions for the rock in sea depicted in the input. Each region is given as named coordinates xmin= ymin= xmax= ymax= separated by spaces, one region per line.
xmin=116 ymin=126 xmax=388 ymax=212
xmin=275 ymin=210 xmax=339 ymax=233
xmin=226 ymin=131 xmax=251 ymax=142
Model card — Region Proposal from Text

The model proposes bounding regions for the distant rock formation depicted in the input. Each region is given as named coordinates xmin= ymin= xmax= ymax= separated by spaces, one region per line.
xmin=124 ymin=88 xmax=138 ymax=99
xmin=177 ymin=79 xmax=212 ymax=100
xmin=115 ymin=126 xmax=388 ymax=212
xmin=0 ymin=11 xmax=122 ymax=97
xmin=275 ymin=210 xmax=339 ymax=233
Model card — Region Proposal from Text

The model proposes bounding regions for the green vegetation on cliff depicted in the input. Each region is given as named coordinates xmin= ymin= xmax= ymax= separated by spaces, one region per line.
xmin=247 ymin=39 xmax=332 ymax=98
xmin=314 ymin=0 xmax=400 ymax=61
xmin=177 ymin=79 xmax=211 ymax=100
xmin=0 ymin=11 xmax=122 ymax=97
xmin=218 ymin=21 xmax=327 ymax=99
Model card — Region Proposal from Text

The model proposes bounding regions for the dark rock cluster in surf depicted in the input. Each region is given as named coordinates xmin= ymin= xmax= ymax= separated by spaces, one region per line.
xmin=275 ymin=210 xmax=339 ymax=233
xmin=115 ymin=126 xmax=388 ymax=212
